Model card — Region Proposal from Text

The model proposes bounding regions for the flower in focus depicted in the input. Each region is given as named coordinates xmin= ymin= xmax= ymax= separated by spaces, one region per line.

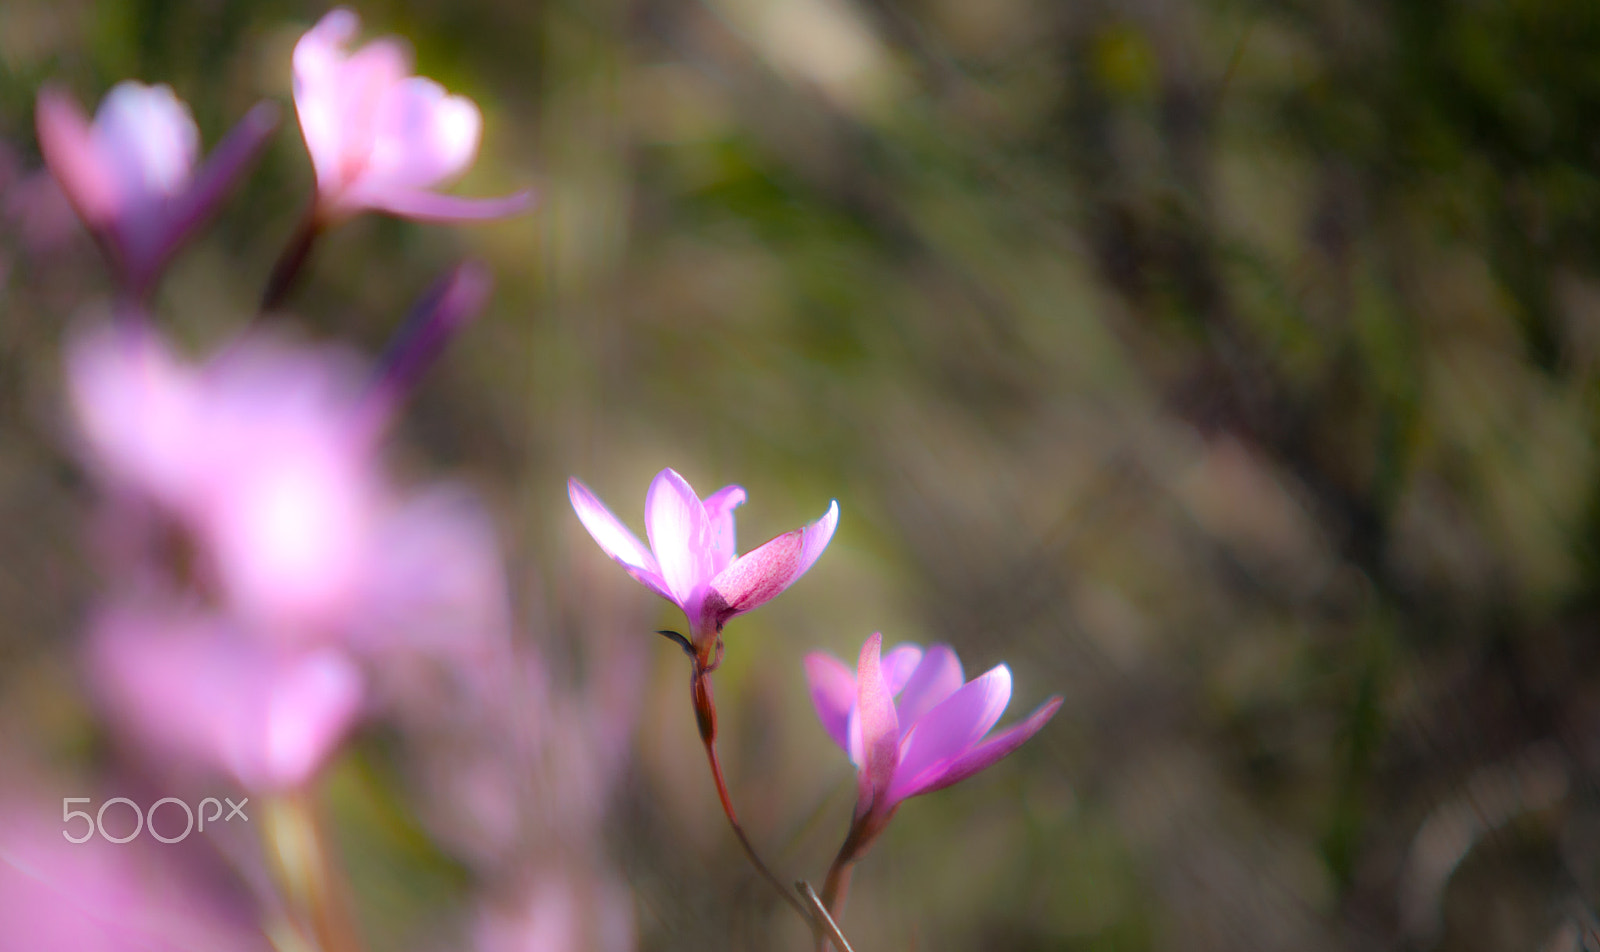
xmin=568 ymin=468 xmax=838 ymax=650
xmin=292 ymin=8 xmax=531 ymax=222
xmin=35 ymin=81 xmax=277 ymax=295
xmin=806 ymin=633 xmax=1061 ymax=853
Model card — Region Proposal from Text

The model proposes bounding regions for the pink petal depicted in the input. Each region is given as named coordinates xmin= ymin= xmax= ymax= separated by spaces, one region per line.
xmin=65 ymin=325 xmax=204 ymax=505
xmin=358 ymin=186 xmax=534 ymax=221
xmin=893 ymin=644 xmax=964 ymax=738
xmin=292 ymin=9 xmax=411 ymax=194
xmin=846 ymin=643 xmax=923 ymax=761
xmin=891 ymin=696 xmax=1061 ymax=801
xmin=86 ymin=610 xmax=364 ymax=791
xmin=881 ymin=644 xmax=924 ymax=695
xmin=36 ymin=87 xmax=120 ymax=226
xmin=92 ymin=82 xmax=198 ymax=203
xmin=888 ymin=664 xmax=1013 ymax=804
xmin=365 ymin=77 xmax=481 ymax=191
xmin=144 ymin=100 xmax=279 ymax=284
xmin=204 ymin=434 xmax=371 ymax=630
xmin=351 ymin=486 xmax=513 ymax=659
xmin=644 ymin=468 xmax=712 ymax=606
xmin=701 ymin=484 xmax=746 ymax=574
xmin=855 ymin=633 xmax=900 ymax=810
xmin=264 ymin=649 xmax=365 ymax=789
xmin=804 ymin=651 xmax=855 ymax=752
xmin=568 ymin=477 xmax=674 ymax=604
xmin=704 ymin=498 xmax=839 ymax=621
xmin=797 ymin=499 xmax=839 ymax=579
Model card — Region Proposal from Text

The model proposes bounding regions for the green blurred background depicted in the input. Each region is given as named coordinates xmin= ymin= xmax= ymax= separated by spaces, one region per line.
xmin=6 ymin=0 xmax=1600 ymax=949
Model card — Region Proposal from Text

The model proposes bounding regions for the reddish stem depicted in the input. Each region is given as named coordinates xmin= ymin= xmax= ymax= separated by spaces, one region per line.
xmin=813 ymin=834 xmax=859 ymax=951
xmin=690 ymin=664 xmax=814 ymax=925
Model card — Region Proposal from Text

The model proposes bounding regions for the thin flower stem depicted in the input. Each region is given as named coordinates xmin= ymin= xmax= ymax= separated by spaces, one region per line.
xmin=815 ymin=843 xmax=857 ymax=952
xmin=690 ymin=665 xmax=815 ymax=926
xmin=260 ymin=205 xmax=323 ymax=313
xmin=699 ymin=727 xmax=814 ymax=924
xmin=798 ymin=881 xmax=856 ymax=952
xmin=264 ymin=790 xmax=367 ymax=952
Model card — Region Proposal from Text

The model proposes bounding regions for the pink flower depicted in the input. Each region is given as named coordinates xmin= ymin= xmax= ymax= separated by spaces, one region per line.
xmin=292 ymin=8 xmax=531 ymax=222
xmin=568 ymin=468 xmax=838 ymax=647
xmin=36 ymin=81 xmax=277 ymax=294
xmin=0 ymin=793 xmax=270 ymax=951
xmin=806 ymin=634 xmax=1061 ymax=844
xmin=86 ymin=603 xmax=364 ymax=791
xmin=67 ymin=324 xmax=381 ymax=633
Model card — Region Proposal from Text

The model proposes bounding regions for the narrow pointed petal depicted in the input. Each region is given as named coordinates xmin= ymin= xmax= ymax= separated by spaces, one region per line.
xmin=137 ymin=101 xmax=280 ymax=288
xmin=844 ymin=643 xmax=921 ymax=765
xmin=645 ymin=468 xmax=712 ymax=605
xmin=888 ymin=664 xmax=1013 ymax=804
xmin=797 ymin=499 xmax=839 ymax=577
xmin=881 ymin=644 xmax=924 ymax=696
xmin=36 ymin=87 xmax=120 ymax=227
xmin=893 ymin=644 xmax=964 ymax=737
xmin=705 ymin=498 xmax=839 ymax=621
xmin=356 ymin=186 xmax=534 ymax=221
xmin=702 ymin=485 xmax=746 ymax=574
xmin=804 ymin=652 xmax=855 ymax=752
xmin=568 ymin=478 xmax=674 ymax=603
xmin=891 ymin=696 xmax=1062 ymax=801
xmin=856 ymin=633 xmax=899 ymax=810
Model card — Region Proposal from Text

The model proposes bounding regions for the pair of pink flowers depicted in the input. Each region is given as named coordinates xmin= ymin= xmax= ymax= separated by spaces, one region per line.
xmin=569 ymin=470 xmax=1060 ymax=831
xmin=37 ymin=8 xmax=527 ymax=294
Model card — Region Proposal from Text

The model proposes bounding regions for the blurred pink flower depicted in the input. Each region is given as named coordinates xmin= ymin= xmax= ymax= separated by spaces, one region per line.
xmin=86 ymin=604 xmax=364 ymax=791
xmin=36 ymin=81 xmax=277 ymax=295
xmin=806 ymin=634 xmax=1061 ymax=839
xmin=568 ymin=468 xmax=838 ymax=647
xmin=473 ymin=869 xmax=636 ymax=952
xmin=67 ymin=319 xmax=514 ymax=789
xmin=292 ymin=8 xmax=531 ymax=222
xmin=0 ymin=794 xmax=269 ymax=951
xmin=67 ymin=324 xmax=380 ymax=634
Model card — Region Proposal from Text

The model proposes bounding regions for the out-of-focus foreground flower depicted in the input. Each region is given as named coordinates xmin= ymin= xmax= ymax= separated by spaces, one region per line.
xmin=0 ymin=792 xmax=269 ymax=951
xmin=35 ymin=81 xmax=277 ymax=296
xmin=806 ymin=633 xmax=1061 ymax=853
xmin=568 ymin=467 xmax=838 ymax=655
xmin=66 ymin=307 xmax=504 ymax=790
xmin=292 ymin=7 xmax=532 ymax=222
